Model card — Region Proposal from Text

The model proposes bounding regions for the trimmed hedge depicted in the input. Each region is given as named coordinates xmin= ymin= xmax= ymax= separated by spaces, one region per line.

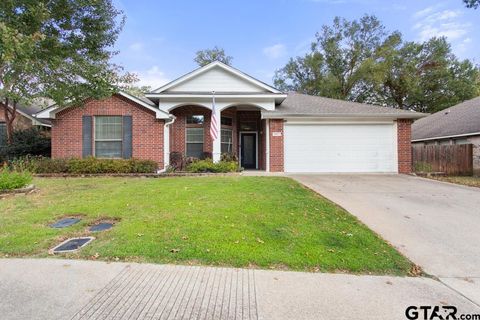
xmin=9 ymin=156 xmax=158 ymax=174
xmin=0 ymin=169 xmax=32 ymax=191
xmin=186 ymin=159 xmax=239 ymax=173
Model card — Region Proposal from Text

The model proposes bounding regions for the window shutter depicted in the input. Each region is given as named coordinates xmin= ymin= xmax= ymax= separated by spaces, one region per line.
xmin=82 ymin=116 xmax=92 ymax=158
xmin=122 ymin=115 xmax=133 ymax=159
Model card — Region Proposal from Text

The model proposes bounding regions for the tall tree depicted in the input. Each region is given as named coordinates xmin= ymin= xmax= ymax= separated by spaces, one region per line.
xmin=194 ymin=46 xmax=232 ymax=67
xmin=275 ymin=15 xmax=389 ymax=101
xmin=274 ymin=15 xmax=480 ymax=113
xmin=464 ymin=0 xmax=479 ymax=8
xmin=0 ymin=0 xmax=132 ymax=143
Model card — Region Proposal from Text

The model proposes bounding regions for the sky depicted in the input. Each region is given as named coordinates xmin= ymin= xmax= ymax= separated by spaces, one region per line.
xmin=112 ymin=0 xmax=480 ymax=89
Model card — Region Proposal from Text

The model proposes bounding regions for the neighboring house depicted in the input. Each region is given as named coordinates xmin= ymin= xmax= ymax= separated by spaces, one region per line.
xmin=0 ymin=102 xmax=51 ymax=148
xmin=412 ymin=96 xmax=480 ymax=175
xmin=36 ymin=61 xmax=425 ymax=173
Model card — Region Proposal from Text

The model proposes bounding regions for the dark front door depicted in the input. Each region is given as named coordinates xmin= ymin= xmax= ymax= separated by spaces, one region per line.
xmin=241 ymin=133 xmax=257 ymax=169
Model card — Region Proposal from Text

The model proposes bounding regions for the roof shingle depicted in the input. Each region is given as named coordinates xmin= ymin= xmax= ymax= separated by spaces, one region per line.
xmin=262 ymin=92 xmax=426 ymax=119
xmin=412 ymin=96 xmax=480 ymax=141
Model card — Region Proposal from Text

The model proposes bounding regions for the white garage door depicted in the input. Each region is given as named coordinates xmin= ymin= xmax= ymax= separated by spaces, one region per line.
xmin=284 ymin=123 xmax=397 ymax=173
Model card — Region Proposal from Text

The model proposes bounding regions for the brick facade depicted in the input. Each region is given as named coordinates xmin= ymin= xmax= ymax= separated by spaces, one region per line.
xmin=397 ymin=119 xmax=413 ymax=174
xmin=269 ymin=119 xmax=284 ymax=172
xmin=51 ymin=94 xmax=165 ymax=168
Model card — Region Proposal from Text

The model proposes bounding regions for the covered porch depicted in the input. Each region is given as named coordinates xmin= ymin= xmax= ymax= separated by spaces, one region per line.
xmin=167 ymin=104 xmax=268 ymax=170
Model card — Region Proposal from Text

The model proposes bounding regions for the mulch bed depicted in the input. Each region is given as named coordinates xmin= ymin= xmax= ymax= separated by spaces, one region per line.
xmin=34 ymin=172 xmax=241 ymax=178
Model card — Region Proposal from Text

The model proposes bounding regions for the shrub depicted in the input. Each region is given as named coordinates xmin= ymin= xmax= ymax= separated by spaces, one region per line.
xmin=0 ymin=168 xmax=32 ymax=191
xmin=7 ymin=156 xmax=158 ymax=174
xmin=0 ymin=128 xmax=51 ymax=161
xmin=186 ymin=159 xmax=239 ymax=173
xmin=220 ymin=153 xmax=238 ymax=162
xmin=414 ymin=161 xmax=433 ymax=173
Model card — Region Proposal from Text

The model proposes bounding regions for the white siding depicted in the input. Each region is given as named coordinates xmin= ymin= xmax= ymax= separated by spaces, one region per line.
xmin=284 ymin=123 xmax=397 ymax=173
xmin=167 ymin=67 xmax=266 ymax=93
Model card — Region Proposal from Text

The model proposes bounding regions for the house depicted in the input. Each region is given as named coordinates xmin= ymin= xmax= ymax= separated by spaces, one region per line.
xmin=412 ymin=96 xmax=480 ymax=175
xmin=0 ymin=102 xmax=51 ymax=147
xmin=35 ymin=61 xmax=425 ymax=173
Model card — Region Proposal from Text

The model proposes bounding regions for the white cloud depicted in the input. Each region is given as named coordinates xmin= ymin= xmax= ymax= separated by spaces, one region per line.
xmin=134 ymin=66 xmax=170 ymax=89
xmin=128 ymin=42 xmax=144 ymax=52
xmin=263 ymin=44 xmax=287 ymax=59
xmin=412 ymin=7 xmax=471 ymax=42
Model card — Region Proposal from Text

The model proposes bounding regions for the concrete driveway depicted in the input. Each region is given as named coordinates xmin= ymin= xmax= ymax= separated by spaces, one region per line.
xmin=291 ymin=174 xmax=480 ymax=305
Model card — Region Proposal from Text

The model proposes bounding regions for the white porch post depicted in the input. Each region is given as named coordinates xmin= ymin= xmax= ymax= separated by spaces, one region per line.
xmin=163 ymin=122 xmax=170 ymax=168
xmin=212 ymin=106 xmax=222 ymax=162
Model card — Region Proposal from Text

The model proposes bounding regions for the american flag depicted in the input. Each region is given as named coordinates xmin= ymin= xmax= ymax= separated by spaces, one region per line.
xmin=210 ymin=92 xmax=219 ymax=140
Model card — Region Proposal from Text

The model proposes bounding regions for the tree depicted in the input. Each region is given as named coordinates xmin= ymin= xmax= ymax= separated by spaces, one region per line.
xmin=275 ymin=15 xmax=390 ymax=102
xmin=375 ymin=36 xmax=480 ymax=112
xmin=274 ymin=15 xmax=480 ymax=113
xmin=464 ymin=0 xmax=479 ymax=8
xmin=0 ymin=0 xmax=132 ymax=144
xmin=194 ymin=46 xmax=233 ymax=67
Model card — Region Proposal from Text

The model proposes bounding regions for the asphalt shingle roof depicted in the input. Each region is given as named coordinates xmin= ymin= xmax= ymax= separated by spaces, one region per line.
xmin=412 ymin=96 xmax=480 ymax=141
xmin=263 ymin=92 xmax=426 ymax=119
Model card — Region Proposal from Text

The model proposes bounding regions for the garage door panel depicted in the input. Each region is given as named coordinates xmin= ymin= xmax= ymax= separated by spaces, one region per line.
xmin=284 ymin=124 xmax=396 ymax=173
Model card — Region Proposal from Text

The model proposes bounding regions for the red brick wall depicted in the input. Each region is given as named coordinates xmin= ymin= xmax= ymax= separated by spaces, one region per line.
xmin=269 ymin=119 xmax=284 ymax=172
xmin=170 ymin=106 xmax=213 ymax=156
xmin=51 ymin=94 xmax=164 ymax=168
xmin=0 ymin=104 xmax=35 ymax=130
xmin=397 ymin=119 xmax=413 ymax=174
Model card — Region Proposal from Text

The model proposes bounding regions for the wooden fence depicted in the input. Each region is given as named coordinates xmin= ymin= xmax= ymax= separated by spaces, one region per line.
xmin=412 ymin=144 xmax=473 ymax=175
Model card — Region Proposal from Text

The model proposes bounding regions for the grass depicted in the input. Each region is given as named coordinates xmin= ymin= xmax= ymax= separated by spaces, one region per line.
xmin=429 ymin=175 xmax=480 ymax=188
xmin=0 ymin=176 xmax=412 ymax=275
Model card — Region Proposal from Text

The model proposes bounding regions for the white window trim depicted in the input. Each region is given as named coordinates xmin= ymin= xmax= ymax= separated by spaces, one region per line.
xmin=185 ymin=126 xmax=205 ymax=158
xmin=221 ymin=128 xmax=233 ymax=154
xmin=93 ymin=116 xmax=123 ymax=158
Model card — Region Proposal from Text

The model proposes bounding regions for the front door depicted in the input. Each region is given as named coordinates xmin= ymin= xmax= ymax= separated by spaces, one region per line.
xmin=240 ymin=133 xmax=257 ymax=169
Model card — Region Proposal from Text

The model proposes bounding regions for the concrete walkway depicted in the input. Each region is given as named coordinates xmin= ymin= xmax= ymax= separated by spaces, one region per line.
xmin=1 ymin=258 xmax=479 ymax=320
xmin=291 ymin=174 xmax=480 ymax=307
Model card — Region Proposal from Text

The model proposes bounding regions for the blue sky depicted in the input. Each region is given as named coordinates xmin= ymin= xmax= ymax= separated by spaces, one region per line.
xmin=112 ymin=0 xmax=480 ymax=89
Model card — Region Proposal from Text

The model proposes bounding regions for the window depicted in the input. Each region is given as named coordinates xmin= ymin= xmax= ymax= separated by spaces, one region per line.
xmin=186 ymin=127 xmax=204 ymax=158
xmin=221 ymin=129 xmax=233 ymax=154
xmin=221 ymin=116 xmax=233 ymax=126
xmin=94 ymin=116 xmax=123 ymax=158
xmin=186 ymin=115 xmax=204 ymax=124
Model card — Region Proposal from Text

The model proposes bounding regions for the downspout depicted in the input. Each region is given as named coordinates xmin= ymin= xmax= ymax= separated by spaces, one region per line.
xmin=157 ymin=115 xmax=176 ymax=173
xmin=265 ymin=119 xmax=270 ymax=172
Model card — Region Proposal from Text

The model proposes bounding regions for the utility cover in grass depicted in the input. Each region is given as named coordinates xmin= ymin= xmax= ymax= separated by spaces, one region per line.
xmin=51 ymin=237 xmax=94 ymax=254
xmin=89 ymin=223 xmax=113 ymax=232
xmin=50 ymin=218 xmax=80 ymax=228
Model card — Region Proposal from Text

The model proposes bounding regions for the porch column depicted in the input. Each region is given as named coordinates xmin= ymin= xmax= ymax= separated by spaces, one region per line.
xmin=163 ymin=121 xmax=170 ymax=169
xmin=212 ymin=106 xmax=222 ymax=162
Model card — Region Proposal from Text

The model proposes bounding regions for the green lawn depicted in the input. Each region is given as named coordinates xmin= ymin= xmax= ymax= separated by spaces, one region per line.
xmin=429 ymin=176 xmax=480 ymax=188
xmin=0 ymin=176 xmax=412 ymax=274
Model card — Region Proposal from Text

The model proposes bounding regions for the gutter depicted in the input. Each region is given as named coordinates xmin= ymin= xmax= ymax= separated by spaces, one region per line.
xmin=261 ymin=112 xmax=427 ymax=120
xmin=412 ymin=131 xmax=480 ymax=142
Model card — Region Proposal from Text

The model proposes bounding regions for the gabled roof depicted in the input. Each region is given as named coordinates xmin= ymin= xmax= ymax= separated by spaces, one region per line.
xmin=1 ymin=102 xmax=52 ymax=127
xmin=262 ymin=92 xmax=427 ymax=119
xmin=150 ymin=61 xmax=282 ymax=94
xmin=35 ymin=91 xmax=171 ymax=120
xmin=412 ymin=96 xmax=480 ymax=141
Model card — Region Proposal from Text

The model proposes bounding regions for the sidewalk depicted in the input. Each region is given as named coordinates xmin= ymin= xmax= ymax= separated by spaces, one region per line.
xmin=1 ymin=258 xmax=479 ymax=320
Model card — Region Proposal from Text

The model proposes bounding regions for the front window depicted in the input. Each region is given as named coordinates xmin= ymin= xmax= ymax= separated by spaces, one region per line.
xmin=94 ymin=116 xmax=123 ymax=158
xmin=221 ymin=129 xmax=233 ymax=154
xmin=186 ymin=127 xmax=204 ymax=158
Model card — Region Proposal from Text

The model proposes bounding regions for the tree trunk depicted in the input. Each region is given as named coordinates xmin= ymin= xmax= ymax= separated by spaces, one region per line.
xmin=3 ymin=98 xmax=16 ymax=144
